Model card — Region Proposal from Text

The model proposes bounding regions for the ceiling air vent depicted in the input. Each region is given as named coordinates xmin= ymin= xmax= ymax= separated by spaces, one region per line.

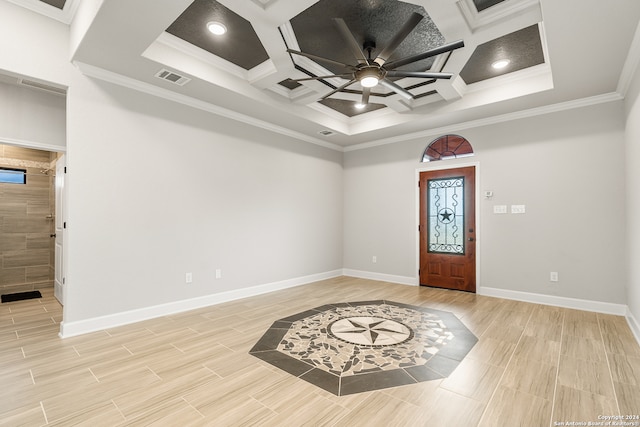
xmin=318 ymin=130 xmax=335 ymax=137
xmin=155 ymin=69 xmax=191 ymax=86
xmin=18 ymin=79 xmax=66 ymax=95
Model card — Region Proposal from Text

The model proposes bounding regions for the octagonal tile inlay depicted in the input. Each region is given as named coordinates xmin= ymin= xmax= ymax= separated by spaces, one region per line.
xmin=249 ymin=300 xmax=477 ymax=396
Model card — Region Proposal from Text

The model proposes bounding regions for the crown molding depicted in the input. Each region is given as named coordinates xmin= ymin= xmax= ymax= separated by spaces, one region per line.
xmin=74 ymin=61 xmax=345 ymax=152
xmin=617 ymin=19 xmax=640 ymax=97
xmin=5 ymin=0 xmax=79 ymax=24
xmin=343 ymin=92 xmax=623 ymax=152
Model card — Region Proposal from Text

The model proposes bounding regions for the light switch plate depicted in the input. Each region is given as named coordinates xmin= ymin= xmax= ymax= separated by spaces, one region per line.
xmin=511 ymin=205 xmax=526 ymax=214
xmin=493 ymin=205 xmax=507 ymax=214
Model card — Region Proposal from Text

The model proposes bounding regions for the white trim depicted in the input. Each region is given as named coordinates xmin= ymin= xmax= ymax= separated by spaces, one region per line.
xmin=457 ymin=0 xmax=540 ymax=30
xmin=4 ymin=0 xmax=79 ymax=24
xmin=342 ymin=269 xmax=417 ymax=286
xmin=59 ymin=269 xmax=342 ymax=338
xmin=627 ymin=308 xmax=640 ymax=345
xmin=479 ymin=286 xmax=628 ymax=316
xmin=0 ymin=136 xmax=66 ymax=152
xmin=343 ymin=92 xmax=623 ymax=152
xmin=415 ymin=161 xmax=481 ymax=291
xmin=73 ymin=61 xmax=345 ymax=153
xmin=617 ymin=19 xmax=640 ymax=97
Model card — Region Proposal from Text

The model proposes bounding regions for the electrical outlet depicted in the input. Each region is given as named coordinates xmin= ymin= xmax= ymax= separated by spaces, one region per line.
xmin=186 ymin=272 xmax=193 ymax=283
xmin=511 ymin=205 xmax=526 ymax=214
xmin=550 ymin=272 xmax=558 ymax=282
xmin=215 ymin=269 xmax=222 ymax=279
xmin=372 ymin=256 xmax=377 ymax=263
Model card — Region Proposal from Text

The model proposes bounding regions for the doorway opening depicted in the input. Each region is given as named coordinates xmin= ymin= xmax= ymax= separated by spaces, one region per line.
xmin=0 ymin=144 xmax=65 ymax=305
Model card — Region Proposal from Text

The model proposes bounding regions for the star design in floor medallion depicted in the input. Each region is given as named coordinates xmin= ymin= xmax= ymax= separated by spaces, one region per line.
xmin=329 ymin=316 xmax=412 ymax=346
xmin=250 ymin=301 xmax=477 ymax=395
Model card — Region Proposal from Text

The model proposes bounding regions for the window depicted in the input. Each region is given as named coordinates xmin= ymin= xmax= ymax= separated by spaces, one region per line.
xmin=421 ymin=134 xmax=474 ymax=162
xmin=0 ymin=167 xmax=27 ymax=184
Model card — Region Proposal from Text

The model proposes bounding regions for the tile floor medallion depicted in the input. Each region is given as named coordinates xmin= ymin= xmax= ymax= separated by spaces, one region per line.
xmin=249 ymin=300 xmax=478 ymax=395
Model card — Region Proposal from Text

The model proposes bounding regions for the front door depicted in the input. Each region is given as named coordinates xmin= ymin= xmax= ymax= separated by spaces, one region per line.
xmin=419 ymin=166 xmax=476 ymax=292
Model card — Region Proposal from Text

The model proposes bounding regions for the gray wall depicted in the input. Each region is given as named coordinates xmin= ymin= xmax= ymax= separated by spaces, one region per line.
xmin=344 ymin=101 xmax=627 ymax=304
xmin=64 ymin=75 xmax=343 ymax=322
xmin=625 ymin=54 xmax=640 ymax=328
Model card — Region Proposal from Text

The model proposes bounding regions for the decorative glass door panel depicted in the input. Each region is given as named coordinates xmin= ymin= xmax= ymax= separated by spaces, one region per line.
xmin=428 ymin=177 xmax=465 ymax=254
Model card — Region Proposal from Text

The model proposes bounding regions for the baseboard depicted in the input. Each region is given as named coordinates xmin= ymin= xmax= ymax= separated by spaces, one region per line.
xmin=342 ymin=269 xmax=418 ymax=286
xmin=59 ymin=269 xmax=343 ymax=338
xmin=479 ymin=286 xmax=628 ymax=316
xmin=627 ymin=308 xmax=640 ymax=345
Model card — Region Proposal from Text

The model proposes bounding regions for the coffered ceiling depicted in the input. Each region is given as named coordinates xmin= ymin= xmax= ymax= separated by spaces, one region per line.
xmin=10 ymin=0 xmax=640 ymax=148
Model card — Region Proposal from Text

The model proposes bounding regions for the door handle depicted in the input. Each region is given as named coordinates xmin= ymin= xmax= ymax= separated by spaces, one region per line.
xmin=50 ymin=234 xmax=56 ymax=238
xmin=468 ymin=237 xmax=474 ymax=241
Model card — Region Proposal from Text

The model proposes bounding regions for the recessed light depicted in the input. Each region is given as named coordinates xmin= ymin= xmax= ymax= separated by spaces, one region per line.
xmin=207 ymin=21 xmax=227 ymax=36
xmin=491 ymin=59 xmax=510 ymax=70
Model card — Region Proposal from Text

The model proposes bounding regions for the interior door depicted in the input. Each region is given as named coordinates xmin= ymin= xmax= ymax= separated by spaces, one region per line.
xmin=419 ymin=166 xmax=476 ymax=292
xmin=54 ymin=154 xmax=65 ymax=305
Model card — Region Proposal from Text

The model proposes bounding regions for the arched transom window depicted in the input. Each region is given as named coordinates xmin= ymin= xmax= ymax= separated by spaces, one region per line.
xmin=421 ymin=135 xmax=474 ymax=162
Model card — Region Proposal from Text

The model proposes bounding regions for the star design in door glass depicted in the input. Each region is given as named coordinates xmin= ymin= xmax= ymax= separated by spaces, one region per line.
xmin=439 ymin=208 xmax=454 ymax=224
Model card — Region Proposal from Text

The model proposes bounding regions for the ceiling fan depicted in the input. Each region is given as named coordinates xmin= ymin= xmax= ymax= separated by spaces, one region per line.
xmin=287 ymin=12 xmax=464 ymax=105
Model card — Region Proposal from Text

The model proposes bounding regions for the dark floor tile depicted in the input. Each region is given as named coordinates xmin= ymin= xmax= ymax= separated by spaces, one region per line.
xmin=426 ymin=354 xmax=460 ymax=376
xmin=437 ymin=335 xmax=477 ymax=361
xmin=270 ymin=320 xmax=293 ymax=329
xmin=340 ymin=369 xmax=417 ymax=395
xmin=404 ymin=365 xmax=443 ymax=382
xmin=249 ymin=328 xmax=288 ymax=352
xmin=300 ymin=368 xmax=340 ymax=395
xmin=348 ymin=300 xmax=386 ymax=307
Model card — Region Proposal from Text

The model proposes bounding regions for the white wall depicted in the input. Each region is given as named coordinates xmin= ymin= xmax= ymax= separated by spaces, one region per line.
xmin=625 ymin=52 xmax=640 ymax=333
xmin=344 ymin=101 xmax=627 ymax=305
xmin=64 ymin=75 xmax=343 ymax=323
xmin=0 ymin=1 xmax=71 ymax=152
xmin=0 ymin=81 xmax=66 ymax=149
xmin=0 ymin=1 xmax=74 ymax=87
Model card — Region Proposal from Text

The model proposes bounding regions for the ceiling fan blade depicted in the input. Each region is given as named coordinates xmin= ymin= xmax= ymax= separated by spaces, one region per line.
xmin=287 ymin=49 xmax=355 ymax=70
xmin=379 ymin=78 xmax=414 ymax=101
xmin=374 ymin=12 xmax=423 ymax=66
xmin=384 ymin=40 xmax=465 ymax=70
xmin=292 ymin=74 xmax=353 ymax=82
xmin=333 ymin=18 xmax=369 ymax=64
xmin=361 ymin=87 xmax=371 ymax=105
xmin=386 ymin=71 xmax=453 ymax=79
xmin=320 ymin=79 xmax=357 ymax=100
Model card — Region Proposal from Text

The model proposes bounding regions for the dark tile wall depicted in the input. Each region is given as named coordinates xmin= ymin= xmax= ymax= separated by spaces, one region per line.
xmin=0 ymin=144 xmax=56 ymax=294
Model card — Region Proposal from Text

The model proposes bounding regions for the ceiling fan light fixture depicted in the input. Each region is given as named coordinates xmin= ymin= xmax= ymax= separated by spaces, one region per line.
xmin=360 ymin=76 xmax=379 ymax=88
xmin=357 ymin=66 xmax=384 ymax=88
xmin=354 ymin=102 xmax=366 ymax=109
xmin=207 ymin=21 xmax=227 ymax=35
xmin=491 ymin=59 xmax=510 ymax=70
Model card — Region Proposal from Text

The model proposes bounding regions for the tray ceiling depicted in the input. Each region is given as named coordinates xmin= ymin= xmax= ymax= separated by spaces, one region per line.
xmin=18 ymin=0 xmax=640 ymax=148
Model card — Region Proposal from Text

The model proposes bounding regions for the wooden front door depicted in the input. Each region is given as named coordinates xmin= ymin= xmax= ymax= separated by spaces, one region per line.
xmin=419 ymin=166 xmax=476 ymax=292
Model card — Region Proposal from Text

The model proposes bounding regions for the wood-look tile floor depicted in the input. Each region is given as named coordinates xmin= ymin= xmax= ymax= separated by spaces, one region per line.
xmin=1 ymin=277 xmax=639 ymax=426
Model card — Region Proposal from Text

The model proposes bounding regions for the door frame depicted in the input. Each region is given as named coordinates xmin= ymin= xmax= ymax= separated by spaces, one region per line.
xmin=1 ymin=138 xmax=67 ymax=320
xmin=415 ymin=161 xmax=481 ymax=289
